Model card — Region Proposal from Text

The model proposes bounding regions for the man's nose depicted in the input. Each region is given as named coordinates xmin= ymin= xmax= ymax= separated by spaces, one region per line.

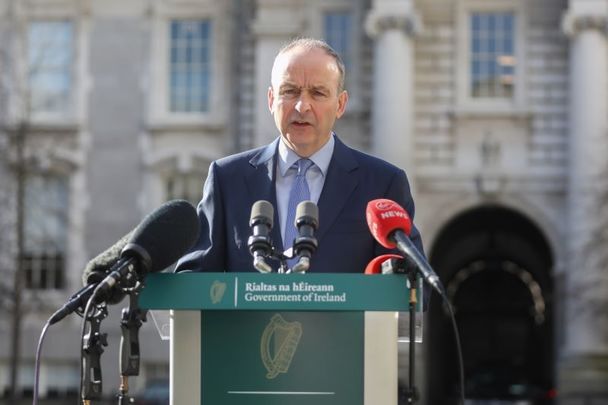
xmin=295 ymin=94 xmax=312 ymax=113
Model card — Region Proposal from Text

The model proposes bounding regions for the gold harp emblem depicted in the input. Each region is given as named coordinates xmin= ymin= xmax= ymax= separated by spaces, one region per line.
xmin=260 ymin=314 xmax=302 ymax=379
xmin=210 ymin=280 xmax=227 ymax=304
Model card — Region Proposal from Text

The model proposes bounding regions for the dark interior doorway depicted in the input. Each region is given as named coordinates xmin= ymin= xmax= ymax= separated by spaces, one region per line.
xmin=427 ymin=205 xmax=555 ymax=404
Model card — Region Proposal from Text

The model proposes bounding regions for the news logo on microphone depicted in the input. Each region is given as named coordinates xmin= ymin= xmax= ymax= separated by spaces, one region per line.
xmin=366 ymin=199 xmax=412 ymax=249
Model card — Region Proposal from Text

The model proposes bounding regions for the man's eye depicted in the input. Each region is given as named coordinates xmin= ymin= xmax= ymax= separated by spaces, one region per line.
xmin=282 ymin=88 xmax=298 ymax=96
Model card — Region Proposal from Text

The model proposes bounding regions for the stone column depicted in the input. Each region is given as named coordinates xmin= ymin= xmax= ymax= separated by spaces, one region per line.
xmin=251 ymin=0 xmax=303 ymax=147
xmin=560 ymin=1 xmax=608 ymax=402
xmin=365 ymin=0 xmax=421 ymax=184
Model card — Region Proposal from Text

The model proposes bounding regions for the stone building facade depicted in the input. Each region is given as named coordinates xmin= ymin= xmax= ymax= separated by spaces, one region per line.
xmin=0 ymin=0 xmax=607 ymax=403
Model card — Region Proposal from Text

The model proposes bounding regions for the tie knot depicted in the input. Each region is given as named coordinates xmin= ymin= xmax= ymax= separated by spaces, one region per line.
xmin=295 ymin=159 xmax=313 ymax=176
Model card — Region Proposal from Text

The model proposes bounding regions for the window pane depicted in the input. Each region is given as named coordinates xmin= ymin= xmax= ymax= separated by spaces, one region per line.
xmin=28 ymin=21 xmax=73 ymax=114
xmin=169 ymin=20 xmax=212 ymax=113
xmin=165 ymin=173 xmax=204 ymax=206
xmin=324 ymin=11 xmax=352 ymax=70
xmin=23 ymin=175 xmax=69 ymax=290
xmin=469 ymin=12 xmax=515 ymax=99
xmin=44 ymin=363 xmax=79 ymax=397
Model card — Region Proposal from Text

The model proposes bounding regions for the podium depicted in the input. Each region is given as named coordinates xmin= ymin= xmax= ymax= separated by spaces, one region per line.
xmin=139 ymin=273 xmax=421 ymax=405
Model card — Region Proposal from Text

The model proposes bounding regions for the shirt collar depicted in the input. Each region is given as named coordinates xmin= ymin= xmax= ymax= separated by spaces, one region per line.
xmin=278 ymin=134 xmax=335 ymax=177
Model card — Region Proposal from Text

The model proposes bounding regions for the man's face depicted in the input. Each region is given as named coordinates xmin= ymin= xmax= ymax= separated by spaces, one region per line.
xmin=268 ymin=47 xmax=348 ymax=157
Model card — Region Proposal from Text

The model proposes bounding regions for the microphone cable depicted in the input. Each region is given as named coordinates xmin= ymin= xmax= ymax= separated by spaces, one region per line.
xmin=31 ymin=320 xmax=51 ymax=405
xmin=437 ymin=290 xmax=466 ymax=405
xmin=32 ymin=306 xmax=97 ymax=405
xmin=32 ymin=287 xmax=107 ymax=405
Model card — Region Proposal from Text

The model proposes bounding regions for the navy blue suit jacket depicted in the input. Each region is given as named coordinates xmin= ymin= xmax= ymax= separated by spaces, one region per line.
xmin=175 ymin=136 xmax=423 ymax=273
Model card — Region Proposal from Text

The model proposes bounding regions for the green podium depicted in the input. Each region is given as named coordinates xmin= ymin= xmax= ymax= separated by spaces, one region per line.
xmin=139 ymin=273 xmax=418 ymax=405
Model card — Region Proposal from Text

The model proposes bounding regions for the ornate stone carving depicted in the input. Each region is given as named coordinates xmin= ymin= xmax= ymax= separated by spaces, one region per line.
xmin=562 ymin=12 xmax=608 ymax=38
xmin=365 ymin=12 xmax=422 ymax=38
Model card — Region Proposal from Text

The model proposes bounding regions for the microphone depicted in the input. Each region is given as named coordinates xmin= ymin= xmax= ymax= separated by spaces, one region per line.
xmin=82 ymin=232 xmax=133 ymax=285
xmin=366 ymin=199 xmax=444 ymax=295
xmin=49 ymin=232 xmax=133 ymax=325
xmin=247 ymin=200 xmax=274 ymax=273
xmin=364 ymin=254 xmax=404 ymax=274
xmin=92 ymin=200 xmax=200 ymax=302
xmin=291 ymin=201 xmax=319 ymax=273
xmin=364 ymin=253 xmax=419 ymax=275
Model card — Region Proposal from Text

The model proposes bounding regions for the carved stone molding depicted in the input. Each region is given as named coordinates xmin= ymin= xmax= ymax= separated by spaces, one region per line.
xmin=251 ymin=0 xmax=304 ymax=38
xmin=562 ymin=11 xmax=608 ymax=38
xmin=365 ymin=12 xmax=422 ymax=39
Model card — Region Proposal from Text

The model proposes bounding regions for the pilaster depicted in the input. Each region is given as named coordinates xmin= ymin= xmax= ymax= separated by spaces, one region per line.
xmin=251 ymin=0 xmax=304 ymax=147
xmin=559 ymin=1 xmax=608 ymax=402
xmin=365 ymin=0 xmax=421 ymax=186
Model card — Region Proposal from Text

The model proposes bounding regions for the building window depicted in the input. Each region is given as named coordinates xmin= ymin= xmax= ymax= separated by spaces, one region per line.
xmin=28 ymin=21 xmax=73 ymax=114
xmin=470 ymin=12 xmax=515 ymax=99
xmin=42 ymin=363 xmax=79 ymax=399
xmin=165 ymin=172 xmax=204 ymax=206
xmin=323 ymin=11 xmax=352 ymax=70
xmin=169 ymin=20 xmax=212 ymax=113
xmin=22 ymin=175 xmax=69 ymax=290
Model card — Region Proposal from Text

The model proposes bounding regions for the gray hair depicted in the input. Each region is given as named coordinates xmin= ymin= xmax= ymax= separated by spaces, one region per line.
xmin=274 ymin=37 xmax=346 ymax=92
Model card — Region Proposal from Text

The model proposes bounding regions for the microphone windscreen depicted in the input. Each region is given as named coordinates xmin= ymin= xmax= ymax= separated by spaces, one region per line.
xmin=250 ymin=200 xmax=274 ymax=228
xmin=364 ymin=254 xmax=403 ymax=274
xmin=124 ymin=200 xmax=200 ymax=274
xmin=82 ymin=231 xmax=133 ymax=285
xmin=295 ymin=200 xmax=318 ymax=228
xmin=365 ymin=199 xmax=412 ymax=249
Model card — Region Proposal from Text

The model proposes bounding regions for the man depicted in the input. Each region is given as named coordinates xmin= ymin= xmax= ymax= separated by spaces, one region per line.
xmin=175 ymin=38 xmax=423 ymax=273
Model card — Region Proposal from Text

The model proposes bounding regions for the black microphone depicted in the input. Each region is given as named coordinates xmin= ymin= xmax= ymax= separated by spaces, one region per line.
xmin=93 ymin=200 xmax=200 ymax=303
xmin=291 ymin=201 xmax=318 ymax=273
xmin=49 ymin=284 xmax=98 ymax=325
xmin=82 ymin=231 xmax=133 ymax=285
xmin=49 ymin=232 xmax=133 ymax=325
xmin=247 ymin=200 xmax=274 ymax=273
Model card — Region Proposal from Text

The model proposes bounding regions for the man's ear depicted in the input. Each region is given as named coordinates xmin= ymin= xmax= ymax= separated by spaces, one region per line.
xmin=267 ymin=86 xmax=274 ymax=113
xmin=336 ymin=90 xmax=349 ymax=119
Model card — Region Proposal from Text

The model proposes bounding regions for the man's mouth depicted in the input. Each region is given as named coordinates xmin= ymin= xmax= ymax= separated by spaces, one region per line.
xmin=292 ymin=120 xmax=312 ymax=127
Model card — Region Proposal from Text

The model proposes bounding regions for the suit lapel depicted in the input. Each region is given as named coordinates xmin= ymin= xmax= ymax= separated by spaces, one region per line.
xmin=246 ymin=138 xmax=284 ymax=250
xmin=316 ymin=137 xmax=359 ymax=243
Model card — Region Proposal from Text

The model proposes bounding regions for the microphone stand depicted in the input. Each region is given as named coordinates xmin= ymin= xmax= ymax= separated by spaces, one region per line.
xmin=260 ymin=242 xmax=314 ymax=274
xmin=405 ymin=270 xmax=419 ymax=403
xmin=277 ymin=255 xmax=289 ymax=274
xmin=81 ymin=304 xmax=109 ymax=404
xmin=385 ymin=257 xmax=419 ymax=403
xmin=117 ymin=286 xmax=147 ymax=404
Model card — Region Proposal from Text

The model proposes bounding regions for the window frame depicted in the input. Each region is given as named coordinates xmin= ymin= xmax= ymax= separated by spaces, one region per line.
xmin=167 ymin=19 xmax=213 ymax=114
xmin=456 ymin=0 xmax=527 ymax=114
xmin=22 ymin=173 xmax=70 ymax=291
xmin=164 ymin=170 xmax=207 ymax=207
xmin=3 ymin=0 xmax=85 ymax=127
xmin=323 ymin=10 xmax=354 ymax=73
xmin=27 ymin=20 xmax=74 ymax=117
xmin=149 ymin=6 xmax=228 ymax=129
xmin=309 ymin=1 xmax=364 ymax=113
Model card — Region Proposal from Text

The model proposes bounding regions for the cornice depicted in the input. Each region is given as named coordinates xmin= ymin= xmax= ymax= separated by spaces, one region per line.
xmin=562 ymin=11 xmax=608 ymax=38
xmin=365 ymin=11 xmax=423 ymax=38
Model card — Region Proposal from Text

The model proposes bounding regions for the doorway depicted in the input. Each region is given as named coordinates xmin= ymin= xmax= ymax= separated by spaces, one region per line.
xmin=427 ymin=205 xmax=555 ymax=404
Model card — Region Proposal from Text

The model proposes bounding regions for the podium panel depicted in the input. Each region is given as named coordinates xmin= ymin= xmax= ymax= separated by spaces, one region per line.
xmin=202 ymin=311 xmax=363 ymax=404
xmin=140 ymin=273 xmax=418 ymax=405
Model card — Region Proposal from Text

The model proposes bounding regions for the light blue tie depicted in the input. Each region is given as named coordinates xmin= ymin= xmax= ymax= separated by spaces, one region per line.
xmin=284 ymin=159 xmax=314 ymax=257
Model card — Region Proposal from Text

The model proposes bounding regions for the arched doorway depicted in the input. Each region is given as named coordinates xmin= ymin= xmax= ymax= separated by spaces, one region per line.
xmin=427 ymin=205 xmax=555 ymax=404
